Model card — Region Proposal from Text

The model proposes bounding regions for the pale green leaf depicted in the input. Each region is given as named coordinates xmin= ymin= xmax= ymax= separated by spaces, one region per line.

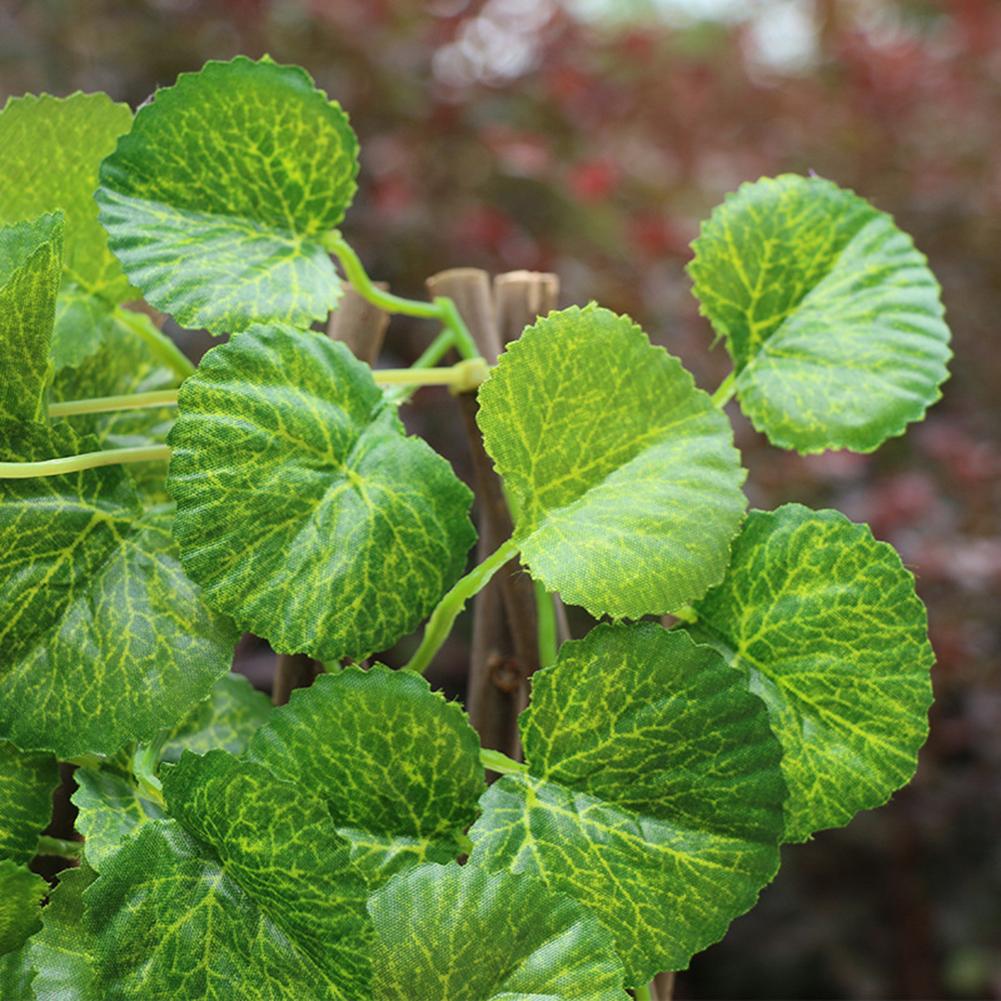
xmin=0 ymin=92 xmax=134 ymax=369
xmin=476 ymin=304 xmax=746 ymax=618
xmin=688 ymin=503 xmax=934 ymax=842
xmin=168 ymin=324 xmax=475 ymax=661
xmin=0 ymin=421 xmax=239 ymax=757
xmin=71 ymin=766 xmax=164 ymax=871
xmin=0 ymin=860 xmax=46 ymax=955
xmin=247 ymin=666 xmax=484 ymax=885
xmin=97 ymin=56 xmax=358 ymax=334
xmin=29 ymin=864 xmax=98 ymax=1001
xmin=689 ymin=174 xmax=951 ymax=453
xmin=86 ymin=751 xmax=371 ymax=1000
xmin=470 ymin=623 xmax=785 ymax=984
xmin=370 ymin=863 xmax=629 ymax=1000
xmin=0 ymin=214 xmax=62 ymax=423
xmin=51 ymin=311 xmax=180 ymax=503
xmin=162 ymin=673 xmax=271 ymax=762
xmin=0 ymin=742 xmax=58 ymax=864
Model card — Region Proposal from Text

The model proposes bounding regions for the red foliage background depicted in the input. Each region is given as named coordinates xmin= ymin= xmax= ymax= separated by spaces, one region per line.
xmin=3 ymin=1 xmax=999 ymax=996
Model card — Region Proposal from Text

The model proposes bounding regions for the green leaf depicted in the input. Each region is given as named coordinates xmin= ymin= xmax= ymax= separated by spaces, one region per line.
xmin=687 ymin=503 xmax=934 ymax=842
xmin=168 ymin=324 xmax=475 ymax=661
xmin=247 ymin=666 xmax=485 ymax=885
xmin=51 ymin=312 xmax=180 ymax=503
xmin=0 ymin=214 xmax=62 ymax=423
xmin=688 ymin=174 xmax=951 ymax=453
xmin=0 ymin=742 xmax=58 ymax=864
xmin=0 ymin=93 xmax=134 ymax=369
xmin=0 ymin=420 xmax=239 ymax=757
xmin=97 ymin=56 xmax=358 ymax=334
xmin=470 ymin=622 xmax=785 ymax=984
xmin=162 ymin=673 xmax=271 ymax=762
xmin=0 ymin=860 xmax=46 ymax=955
xmin=370 ymin=863 xmax=629 ymax=1000
xmin=71 ymin=766 xmax=164 ymax=871
xmin=476 ymin=304 xmax=746 ymax=618
xmin=28 ymin=864 xmax=98 ymax=1001
xmin=0 ymin=946 xmax=32 ymax=1001
xmin=86 ymin=750 xmax=372 ymax=1000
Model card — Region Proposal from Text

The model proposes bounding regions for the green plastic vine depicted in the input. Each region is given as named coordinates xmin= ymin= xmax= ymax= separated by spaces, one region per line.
xmin=0 ymin=54 xmax=949 ymax=1001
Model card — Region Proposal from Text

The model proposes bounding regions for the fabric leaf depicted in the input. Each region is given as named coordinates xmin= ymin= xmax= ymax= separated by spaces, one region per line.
xmin=476 ymin=304 xmax=746 ymax=618
xmin=470 ymin=622 xmax=785 ymax=985
xmin=688 ymin=503 xmax=934 ymax=842
xmin=0 ymin=742 xmax=58 ymax=864
xmin=97 ymin=56 xmax=357 ymax=333
xmin=688 ymin=174 xmax=951 ymax=453
xmin=168 ymin=323 xmax=475 ymax=662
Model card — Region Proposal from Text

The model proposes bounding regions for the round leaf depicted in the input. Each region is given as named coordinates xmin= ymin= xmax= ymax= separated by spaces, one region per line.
xmin=369 ymin=863 xmax=629 ymax=1001
xmin=246 ymin=666 xmax=485 ymax=885
xmin=86 ymin=751 xmax=372 ymax=1000
xmin=470 ymin=622 xmax=786 ymax=984
xmin=97 ymin=56 xmax=358 ymax=333
xmin=689 ymin=174 xmax=951 ymax=453
xmin=168 ymin=324 xmax=476 ymax=662
xmin=476 ymin=305 xmax=747 ymax=618
xmin=688 ymin=503 xmax=934 ymax=842
xmin=0 ymin=421 xmax=239 ymax=757
xmin=0 ymin=742 xmax=58 ymax=864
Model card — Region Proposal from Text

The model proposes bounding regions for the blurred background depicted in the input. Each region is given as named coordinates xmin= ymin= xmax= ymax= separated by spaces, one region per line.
xmin=3 ymin=1 xmax=998 ymax=997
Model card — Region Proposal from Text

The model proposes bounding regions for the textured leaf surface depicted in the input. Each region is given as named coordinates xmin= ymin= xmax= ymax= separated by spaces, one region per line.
xmin=29 ymin=865 xmax=98 ymax=1001
xmin=0 ymin=742 xmax=58 ymax=864
xmin=0 ymin=214 xmax=62 ymax=422
xmin=689 ymin=174 xmax=951 ymax=453
xmin=477 ymin=305 xmax=746 ymax=617
xmin=97 ymin=56 xmax=357 ymax=333
xmin=0 ymin=421 xmax=238 ymax=757
xmin=470 ymin=623 xmax=785 ymax=984
xmin=0 ymin=945 xmax=32 ymax=1000
xmin=247 ymin=666 xmax=484 ymax=885
xmin=0 ymin=93 xmax=134 ymax=369
xmin=0 ymin=860 xmax=46 ymax=955
xmin=688 ymin=503 xmax=934 ymax=841
xmin=51 ymin=311 xmax=179 ymax=502
xmin=168 ymin=324 xmax=475 ymax=661
xmin=370 ymin=863 xmax=629 ymax=1000
xmin=72 ymin=766 xmax=164 ymax=870
xmin=86 ymin=751 xmax=371 ymax=1000
xmin=162 ymin=673 xmax=271 ymax=762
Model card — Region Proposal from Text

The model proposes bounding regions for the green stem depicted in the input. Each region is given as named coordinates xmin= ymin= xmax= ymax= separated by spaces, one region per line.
xmin=35 ymin=835 xmax=83 ymax=860
xmin=387 ymin=329 xmax=457 ymax=405
xmin=479 ymin=747 xmax=529 ymax=776
xmin=133 ymin=741 xmax=166 ymax=807
xmin=49 ymin=388 xmax=180 ymax=418
xmin=534 ymin=579 xmax=558 ymax=667
xmin=633 ymin=984 xmax=653 ymax=1001
xmin=376 ymin=359 xmax=488 ymax=392
xmin=324 ymin=230 xmax=480 ymax=361
xmin=0 ymin=444 xmax=171 ymax=479
xmin=404 ymin=537 xmax=520 ymax=674
xmin=710 ymin=370 xmax=736 ymax=408
xmin=670 ymin=604 xmax=699 ymax=625
xmin=113 ymin=307 xmax=195 ymax=380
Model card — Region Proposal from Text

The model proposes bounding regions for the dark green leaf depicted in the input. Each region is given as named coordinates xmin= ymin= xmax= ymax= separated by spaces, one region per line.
xmin=0 ymin=860 xmax=46 ymax=955
xmin=247 ymin=666 xmax=484 ymax=885
xmin=168 ymin=324 xmax=475 ymax=661
xmin=0 ymin=742 xmax=58 ymax=864
xmin=476 ymin=304 xmax=746 ymax=618
xmin=688 ymin=503 xmax=934 ymax=841
xmin=97 ymin=56 xmax=358 ymax=333
xmin=470 ymin=623 xmax=785 ymax=984
xmin=0 ymin=421 xmax=239 ymax=757
xmin=86 ymin=751 xmax=371 ymax=1000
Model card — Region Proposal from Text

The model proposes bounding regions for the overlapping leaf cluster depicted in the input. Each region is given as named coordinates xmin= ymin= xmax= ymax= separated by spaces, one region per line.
xmin=0 ymin=55 xmax=947 ymax=999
